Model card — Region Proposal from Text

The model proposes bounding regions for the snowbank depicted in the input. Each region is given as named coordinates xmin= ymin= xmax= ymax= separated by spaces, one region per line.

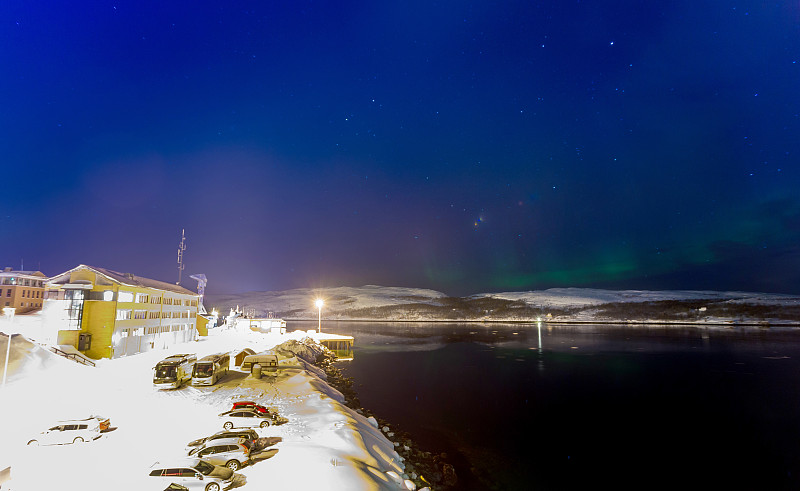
xmin=0 ymin=327 xmax=414 ymax=491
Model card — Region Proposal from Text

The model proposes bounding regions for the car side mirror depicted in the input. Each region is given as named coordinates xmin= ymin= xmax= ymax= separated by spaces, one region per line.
xmin=195 ymin=473 xmax=203 ymax=480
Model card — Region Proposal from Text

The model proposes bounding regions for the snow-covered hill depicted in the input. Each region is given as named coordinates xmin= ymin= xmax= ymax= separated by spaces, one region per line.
xmin=208 ymin=285 xmax=447 ymax=318
xmin=205 ymin=286 xmax=800 ymax=325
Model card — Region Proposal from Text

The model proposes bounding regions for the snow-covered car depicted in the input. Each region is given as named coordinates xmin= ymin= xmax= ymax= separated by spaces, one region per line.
xmin=163 ymin=485 xmax=189 ymax=491
xmin=27 ymin=419 xmax=102 ymax=446
xmin=218 ymin=409 xmax=273 ymax=429
xmin=148 ymin=459 xmax=233 ymax=491
xmin=187 ymin=437 xmax=252 ymax=471
xmin=71 ymin=415 xmax=110 ymax=432
xmin=186 ymin=429 xmax=260 ymax=449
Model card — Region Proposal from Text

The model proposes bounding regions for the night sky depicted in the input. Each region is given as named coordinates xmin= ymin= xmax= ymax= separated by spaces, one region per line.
xmin=2 ymin=1 xmax=799 ymax=296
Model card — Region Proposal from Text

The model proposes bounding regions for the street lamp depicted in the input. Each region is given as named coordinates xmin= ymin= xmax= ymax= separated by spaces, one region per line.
xmin=3 ymin=307 xmax=16 ymax=387
xmin=315 ymin=299 xmax=324 ymax=333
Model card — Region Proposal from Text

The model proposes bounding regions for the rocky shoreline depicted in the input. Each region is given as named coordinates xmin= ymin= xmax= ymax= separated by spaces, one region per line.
xmin=316 ymin=351 xmax=458 ymax=490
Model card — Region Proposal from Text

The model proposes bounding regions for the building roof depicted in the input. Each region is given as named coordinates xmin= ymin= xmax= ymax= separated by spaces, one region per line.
xmin=50 ymin=265 xmax=198 ymax=296
xmin=0 ymin=269 xmax=47 ymax=278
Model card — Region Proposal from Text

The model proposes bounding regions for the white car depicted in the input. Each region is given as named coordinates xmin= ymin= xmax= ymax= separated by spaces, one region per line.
xmin=218 ymin=409 xmax=272 ymax=429
xmin=187 ymin=437 xmax=252 ymax=471
xmin=148 ymin=459 xmax=233 ymax=491
xmin=27 ymin=419 xmax=102 ymax=446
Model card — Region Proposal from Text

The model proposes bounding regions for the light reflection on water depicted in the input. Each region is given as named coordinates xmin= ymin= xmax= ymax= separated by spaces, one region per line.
xmin=292 ymin=321 xmax=800 ymax=490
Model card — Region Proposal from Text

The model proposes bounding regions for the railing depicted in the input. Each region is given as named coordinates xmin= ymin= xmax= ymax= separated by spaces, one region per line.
xmin=49 ymin=346 xmax=96 ymax=367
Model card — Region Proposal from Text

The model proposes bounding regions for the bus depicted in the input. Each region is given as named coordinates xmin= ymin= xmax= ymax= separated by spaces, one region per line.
xmin=153 ymin=353 xmax=196 ymax=389
xmin=191 ymin=352 xmax=230 ymax=386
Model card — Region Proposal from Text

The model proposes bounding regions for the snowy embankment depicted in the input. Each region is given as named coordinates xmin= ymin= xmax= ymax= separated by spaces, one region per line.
xmin=0 ymin=327 xmax=418 ymax=491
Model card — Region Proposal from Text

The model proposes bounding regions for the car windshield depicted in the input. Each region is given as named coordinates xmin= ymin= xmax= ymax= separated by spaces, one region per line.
xmin=193 ymin=461 xmax=214 ymax=475
xmin=155 ymin=366 xmax=176 ymax=379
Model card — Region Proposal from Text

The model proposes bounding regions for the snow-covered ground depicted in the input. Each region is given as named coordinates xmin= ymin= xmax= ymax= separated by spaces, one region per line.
xmin=0 ymin=325 xmax=417 ymax=491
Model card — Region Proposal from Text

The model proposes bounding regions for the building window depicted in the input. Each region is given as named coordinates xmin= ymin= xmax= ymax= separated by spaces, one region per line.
xmin=118 ymin=291 xmax=134 ymax=303
xmin=136 ymin=293 xmax=149 ymax=303
xmin=5 ymin=289 xmax=9 ymax=297
xmin=116 ymin=309 xmax=132 ymax=320
xmin=134 ymin=310 xmax=147 ymax=320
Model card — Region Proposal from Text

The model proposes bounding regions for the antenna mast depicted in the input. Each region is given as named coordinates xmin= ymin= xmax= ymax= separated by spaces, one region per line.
xmin=177 ymin=229 xmax=186 ymax=285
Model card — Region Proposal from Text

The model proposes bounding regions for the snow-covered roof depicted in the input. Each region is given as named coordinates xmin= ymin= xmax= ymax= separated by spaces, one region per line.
xmin=0 ymin=270 xmax=47 ymax=278
xmin=49 ymin=264 xmax=198 ymax=296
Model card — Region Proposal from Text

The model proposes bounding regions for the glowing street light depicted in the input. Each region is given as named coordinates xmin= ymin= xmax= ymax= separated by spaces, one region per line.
xmin=315 ymin=299 xmax=324 ymax=332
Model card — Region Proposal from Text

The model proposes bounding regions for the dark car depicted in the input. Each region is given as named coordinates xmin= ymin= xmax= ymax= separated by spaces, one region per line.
xmin=186 ymin=429 xmax=260 ymax=449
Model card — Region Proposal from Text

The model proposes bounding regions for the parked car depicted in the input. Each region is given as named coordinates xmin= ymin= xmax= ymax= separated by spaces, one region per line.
xmin=27 ymin=418 xmax=102 ymax=446
xmin=187 ymin=437 xmax=251 ymax=471
xmin=186 ymin=429 xmax=260 ymax=449
xmin=72 ymin=415 xmax=110 ymax=432
xmin=230 ymin=401 xmax=271 ymax=414
xmin=163 ymin=485 xmax=189 ymax=491
xmin=148 ymin=459 xmax=233 ymax=491
xmin=218 ymin=409 xmax=273 ymax=429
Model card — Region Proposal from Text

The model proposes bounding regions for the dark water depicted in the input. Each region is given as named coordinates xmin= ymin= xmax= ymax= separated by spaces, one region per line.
xmin=298 ymin=321 xmax=800 ymax=490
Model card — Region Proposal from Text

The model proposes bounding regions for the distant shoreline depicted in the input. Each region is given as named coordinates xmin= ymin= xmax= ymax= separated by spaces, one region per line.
xmin=286 ymin=317 xmax=800 ymax=328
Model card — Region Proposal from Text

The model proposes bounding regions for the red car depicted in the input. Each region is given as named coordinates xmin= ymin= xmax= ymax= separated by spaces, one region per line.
xmin=231 ymin=401 xmax=270 ymax=415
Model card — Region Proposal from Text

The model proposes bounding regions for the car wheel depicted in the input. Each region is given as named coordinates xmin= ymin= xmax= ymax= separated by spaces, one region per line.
xmin=223 ymin=422 xmax=233 ymax=430
xmin=226 ymin=460 xmax=240 ymax=471
xmin=260 ymin=421 xmax=270 ymax=428
xmin=73 ymin=437 xmax=84 ymax=444
xmin=27 ymin=440 xmax=39 ymax=446
xmin=205 ymin=483 xmax=220 ymax=491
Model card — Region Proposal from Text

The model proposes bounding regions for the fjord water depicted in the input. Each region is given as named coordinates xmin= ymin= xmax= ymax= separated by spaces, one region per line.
xmin=307 ymin=321 xmax=800 ymax=490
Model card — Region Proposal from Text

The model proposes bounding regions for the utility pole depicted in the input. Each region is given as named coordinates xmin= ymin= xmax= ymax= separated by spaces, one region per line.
xmin=177 ymin=229 xmax=186 ymax=285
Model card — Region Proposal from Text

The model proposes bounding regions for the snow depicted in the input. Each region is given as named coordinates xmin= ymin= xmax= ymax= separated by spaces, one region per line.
xmin=205 ymin=285 xmax=800 ymax=324
xmin=0 ymin=325 xmax=410 ymax=491
xmin=474 ymin=287 xmax=800 ymax=307
xmin=208 ymin=285 xmax=447 ymax=318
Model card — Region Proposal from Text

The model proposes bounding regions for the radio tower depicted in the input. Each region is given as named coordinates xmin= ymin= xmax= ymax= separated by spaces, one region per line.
xmin=177 ymin=229 xmax=186 ymax=285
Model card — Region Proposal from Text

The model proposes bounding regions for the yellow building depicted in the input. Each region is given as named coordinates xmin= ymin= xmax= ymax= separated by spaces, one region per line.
xmin=47 ymin=265 xmax=201 ymax=360
xmin=0 ymin=268 xmax=47 ymax=314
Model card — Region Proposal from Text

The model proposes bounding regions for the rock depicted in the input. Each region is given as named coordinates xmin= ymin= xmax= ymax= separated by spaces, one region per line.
xmin=367 ymin=416 xmax=378 ymax=428
xmin=386 ymin=471 xmax=403 ymax=484
xmin=442 ymin=463 xmax=457 ymax=486
xmin=382 ymin=426 xmax=390 ymax=433
xmin=403 ymin=479 xmax=417 ymax=490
